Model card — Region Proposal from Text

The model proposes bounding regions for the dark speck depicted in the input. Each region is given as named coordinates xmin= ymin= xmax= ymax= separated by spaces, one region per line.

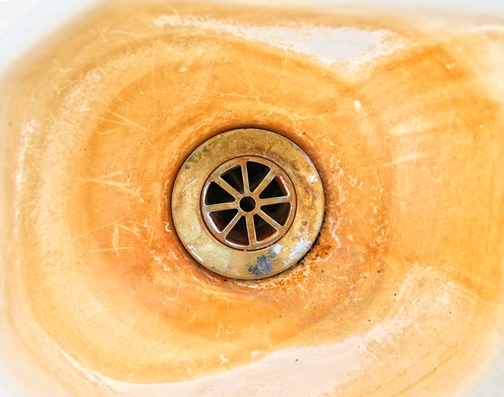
xmin=248 ymin=255 xmax=273 ymax=277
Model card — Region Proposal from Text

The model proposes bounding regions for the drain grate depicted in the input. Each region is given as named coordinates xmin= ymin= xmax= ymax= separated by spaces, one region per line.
xmin=202 ymin=157 xmax=296 ymax=250
xmin=171 ymin=128 xmax=324 ymax=280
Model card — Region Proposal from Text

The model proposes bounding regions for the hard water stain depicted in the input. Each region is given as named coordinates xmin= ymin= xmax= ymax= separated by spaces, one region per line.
xmin=1 ymin=1 xmax=504 ymax=396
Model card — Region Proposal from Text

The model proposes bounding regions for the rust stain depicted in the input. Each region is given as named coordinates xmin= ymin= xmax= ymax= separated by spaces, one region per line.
xmin=1 ymin=1 xmax=503 ymax=397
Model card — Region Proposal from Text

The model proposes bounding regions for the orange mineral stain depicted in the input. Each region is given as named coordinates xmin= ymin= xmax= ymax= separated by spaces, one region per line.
xmin=1 ymin=1 xmax=504 ymax=397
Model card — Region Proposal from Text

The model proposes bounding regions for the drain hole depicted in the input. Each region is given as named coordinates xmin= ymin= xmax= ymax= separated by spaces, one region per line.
xmin=209 ymin=209 xmax=239 ymax=232
xmin=254 ymin=214 xmax=276 ymax=241
xmin=239 ymin=196 xmax=256 ymax=212
xmin=247 ymin=161 xmax=270 ymax=192
xmin=200 ymin=154 xmax=299 ymax=251
xmin=262 ymin=203 xmax=291 ymax=226
xmin=221 ymin=166 xmax=244 ymax=194
xmin=205 ymin=182 xmax=235 ymax=205
xmin=259 ymin=177 xmax=287 ymax=199
xmin=226 ymin=216 xmax=249 ymax=246
xmin=175 ymin=129 xmax=323 ymax=278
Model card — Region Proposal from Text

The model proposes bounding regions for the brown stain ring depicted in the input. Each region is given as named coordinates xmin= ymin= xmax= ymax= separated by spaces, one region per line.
xmin=0 ymin=2 xmax=503 ymax=396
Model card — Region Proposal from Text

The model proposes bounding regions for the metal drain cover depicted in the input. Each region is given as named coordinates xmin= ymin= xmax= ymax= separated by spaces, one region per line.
xmin=172 ymin=128 xmax=324 ymax=280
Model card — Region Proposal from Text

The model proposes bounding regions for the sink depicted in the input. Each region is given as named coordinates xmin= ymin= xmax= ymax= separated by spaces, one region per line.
xmin=1 ymin=1 xmax=503 ymax=396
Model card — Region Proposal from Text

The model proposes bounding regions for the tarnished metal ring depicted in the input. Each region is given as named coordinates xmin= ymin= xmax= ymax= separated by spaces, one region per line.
xmin=171 ymin=128 xmax=324 ymax=280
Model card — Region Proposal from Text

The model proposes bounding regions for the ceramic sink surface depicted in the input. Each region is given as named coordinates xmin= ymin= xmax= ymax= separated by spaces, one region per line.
xmin=1 ymin=1 xmax=504 ymax=397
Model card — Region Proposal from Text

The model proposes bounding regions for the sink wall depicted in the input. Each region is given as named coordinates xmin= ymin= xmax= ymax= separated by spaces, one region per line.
xmin=1 ymin=1 xmax=504 ymax=396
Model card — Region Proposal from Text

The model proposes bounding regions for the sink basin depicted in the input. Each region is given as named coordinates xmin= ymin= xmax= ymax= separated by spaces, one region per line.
xmin=1 ymin=1 xmax=503 ymax=396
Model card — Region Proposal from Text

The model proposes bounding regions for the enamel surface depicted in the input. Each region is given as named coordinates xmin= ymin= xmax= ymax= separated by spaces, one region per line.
xmin=1 ymin=1 xmax=504 ymax=396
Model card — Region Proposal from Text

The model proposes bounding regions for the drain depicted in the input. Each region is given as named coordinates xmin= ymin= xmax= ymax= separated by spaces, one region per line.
xmin=201 ymin=156 xmax=296 ymax=251
xmin=172 ymin=128 xmax=324 ymax=280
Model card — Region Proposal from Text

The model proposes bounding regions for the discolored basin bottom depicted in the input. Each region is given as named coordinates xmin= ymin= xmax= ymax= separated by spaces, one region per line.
xmin=1 ymin=2 xmax=504 ymax=397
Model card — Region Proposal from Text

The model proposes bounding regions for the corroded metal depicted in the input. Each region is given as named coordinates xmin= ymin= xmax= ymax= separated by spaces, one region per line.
xmin=171 ymin=128 xmax=324 ymax=280
xmin=201 ymin=156 xmax=296 ymax=251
